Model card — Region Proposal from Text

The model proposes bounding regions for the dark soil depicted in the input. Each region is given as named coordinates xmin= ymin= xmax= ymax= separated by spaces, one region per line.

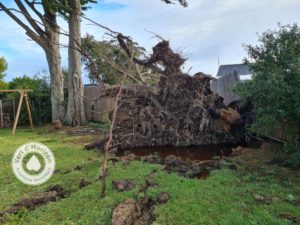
xmin=113 ymin=145 xmax=236 ymax=179
xmin=112 ymin=180 xmax=135 ymax=192
xmin=111 ymin=169 xmax=167 ymax=225
xmin=0 ymin=185 xmax=68 ymax=216
xmin=79 ymin=178 xmax=92 ymax=188
xmin=112 ymin=197 xmax=156 ymax=225
xmin=116 ymin=145 xmax=232 ymax=162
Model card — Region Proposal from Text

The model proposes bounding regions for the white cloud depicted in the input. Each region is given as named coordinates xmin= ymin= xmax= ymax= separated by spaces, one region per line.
xmin=1 ymin=0 xmax=300 ymax=82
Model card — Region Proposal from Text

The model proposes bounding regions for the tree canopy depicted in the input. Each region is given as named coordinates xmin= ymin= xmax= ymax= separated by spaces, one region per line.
xmin=0 ymin=57 xmax=8 ymax=89
xmin=81 ymin=34 xmax=153 ymax=85
xmin=235 ymin=24 xmax=300 ymax=159
xmin=0 ymin=57 xmax=7 ymax=80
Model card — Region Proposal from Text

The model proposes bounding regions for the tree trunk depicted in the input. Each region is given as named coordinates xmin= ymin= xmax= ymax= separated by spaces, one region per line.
xmin=0 ymin=1 xmax=66 ymax=123
xmin=44 ymin=27 xmax=65 ymax=122
xmin=65 ymin=0 xmax=86 ymax=126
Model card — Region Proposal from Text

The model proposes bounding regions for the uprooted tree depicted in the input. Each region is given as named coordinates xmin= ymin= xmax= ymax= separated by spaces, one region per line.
xmin=81 ymin=34 xmax=155 ymax=85
xmin=87 ymin=35 xmax=245 ymax=150
xmin=83 ymin=30 xmax=247 ymax=198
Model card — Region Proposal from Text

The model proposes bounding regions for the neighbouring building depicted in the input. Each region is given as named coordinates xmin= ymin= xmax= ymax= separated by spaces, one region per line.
xmin=217 ymin=63 xmax=253 ymax=80
xmin=210 ymin=63 xmax=253 ymax=106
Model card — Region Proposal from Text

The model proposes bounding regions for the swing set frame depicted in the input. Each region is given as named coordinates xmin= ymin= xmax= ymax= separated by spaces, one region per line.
xmin=0 ymin=89 xmax=34 ymax=134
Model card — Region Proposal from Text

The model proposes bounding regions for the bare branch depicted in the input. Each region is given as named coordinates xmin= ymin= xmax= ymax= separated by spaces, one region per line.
xmin=15 ymin=0 xmax=45 ymax=36
xmin=24 ymin=0 xmax=45 ymax=24
xmin=161 ymin=0 xmax=188 ymax=7
xmin=0 ymin=3 xmax=43 ymax=46
xmin=100 ymin=45 xmax=135 ymax=198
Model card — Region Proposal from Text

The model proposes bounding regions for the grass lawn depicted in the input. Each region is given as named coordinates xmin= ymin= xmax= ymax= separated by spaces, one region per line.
xmin=0 ymin=128 xmax=299 ymax=225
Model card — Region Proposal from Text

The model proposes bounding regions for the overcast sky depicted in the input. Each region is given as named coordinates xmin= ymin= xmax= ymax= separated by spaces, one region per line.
xmin=1 ymin=0 xmax=300 ymax=84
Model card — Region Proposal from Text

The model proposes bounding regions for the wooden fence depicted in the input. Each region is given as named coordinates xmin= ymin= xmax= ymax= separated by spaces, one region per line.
xmin=84 ymin=84 xmax=153 ymax=122
xmin=210 ymin=72 xmax=240 ymax=106
xmin=259 ymin=122 xmax=288 ymax=141
xmin=84 ymin=85 xmax=115 ymax=122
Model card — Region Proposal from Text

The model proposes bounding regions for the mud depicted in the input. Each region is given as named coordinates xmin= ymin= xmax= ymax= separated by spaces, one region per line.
xmin=111 ymin=193 xmax=171 ymax=225
xmin=112 ymin=180 xmax=135 ymax=192
xmin=0 ymin=185 xmax=68 ymax=217
xmin=112 ymin=197 xmax=156 ymax=225
xmin=114 ymin=145 xmax=235 ymax=179
xmin=116 ymin=145 xmax=232 ymax=162
xmin=79 ymin=178 xmax=92 ymax=188
xmin=111 ymin=169 xmax=165 ymax=225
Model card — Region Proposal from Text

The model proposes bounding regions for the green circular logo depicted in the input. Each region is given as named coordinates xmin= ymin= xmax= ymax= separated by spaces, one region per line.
xmin=12 ymin=142 xmax=55 ymax=186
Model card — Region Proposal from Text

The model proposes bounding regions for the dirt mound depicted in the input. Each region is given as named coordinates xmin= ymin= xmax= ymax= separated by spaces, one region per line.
xmin=112 ymin=180 xmax=135 ymax=192
xmin=1 ymin=185 xmax=67 ymax=216
xmin=79 ymin=178 xmax=91 ymax=188
xmin=112 ymin=197 xmax=155 ymax=225
xmin=112 ymin=191 xmax=169 ymax=225
xmin=112 ymin=170 xmax=167 ymax=225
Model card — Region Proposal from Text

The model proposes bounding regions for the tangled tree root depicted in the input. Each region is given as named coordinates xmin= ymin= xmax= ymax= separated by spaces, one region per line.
xmin=87 ymin=39 xmax=246 ymax=150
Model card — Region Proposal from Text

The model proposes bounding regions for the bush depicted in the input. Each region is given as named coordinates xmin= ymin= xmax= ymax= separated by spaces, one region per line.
xmin=235 ymin=24 xmax=300 ymax=158
xmin=6 ymin=75 xmax=52 ymax=125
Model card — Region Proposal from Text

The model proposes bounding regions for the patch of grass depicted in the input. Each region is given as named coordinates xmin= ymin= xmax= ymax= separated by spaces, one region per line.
xmin=0 ymin=128 xmax=299 ymax=225
xmin=88 ymin=121 xmax=111 ymax=129
xmin=0 ymin=128 xmax=100 ymax=211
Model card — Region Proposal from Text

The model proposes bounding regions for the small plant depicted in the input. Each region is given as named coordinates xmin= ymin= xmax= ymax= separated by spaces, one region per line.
xmin=88 ymin=121 xmax=111 ymax=129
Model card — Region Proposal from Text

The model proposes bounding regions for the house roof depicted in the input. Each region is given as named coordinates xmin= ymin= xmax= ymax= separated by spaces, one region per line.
xmin=217 ymin=64 xmax=253 ymax=77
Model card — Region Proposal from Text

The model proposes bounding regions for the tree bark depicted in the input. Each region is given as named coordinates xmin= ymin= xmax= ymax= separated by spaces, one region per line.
xmin=43 ymin=2 xmax=65 ymax=122
xmin=65 ymin=0 xmax=86 ymax=125
xmin=44 ymin=32 xmax=65 ymax=122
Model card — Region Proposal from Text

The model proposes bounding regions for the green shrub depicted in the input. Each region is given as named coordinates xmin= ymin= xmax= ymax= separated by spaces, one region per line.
xmin=6 ymin=75 xmax=52 ymax=125
xmin=235 ymin=24 xmax=300 ymax=161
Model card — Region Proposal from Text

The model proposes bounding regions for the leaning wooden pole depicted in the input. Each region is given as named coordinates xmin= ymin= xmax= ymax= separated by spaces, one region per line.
xmin=0 ymin=90 xmax=34 ymax=134
xmin=12 ymin=91 xmax=24 ymax=135
xmin=24 ymin=92 xmax=34 ymax=130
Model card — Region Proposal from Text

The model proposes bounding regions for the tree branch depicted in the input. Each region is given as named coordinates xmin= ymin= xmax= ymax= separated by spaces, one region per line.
xmin=15 ymin=0 xmax=45 ymax=37
xmin=162 ymin=0 xmax=188 ymax=7
xmin=100 ymin=45 xmax=135 ymax=198
xmin=24 ymin=0 xmax=46 ymax=25
xmin=0 ymin=3 xmax=43 ymax=46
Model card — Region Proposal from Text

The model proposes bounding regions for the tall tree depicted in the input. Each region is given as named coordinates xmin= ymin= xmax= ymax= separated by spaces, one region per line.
xmin=64 ymin=0 xmax=86 ymax=125
xmin=0 ymin=1 xmax=65 ymax=123
xmin=54 ymin=0 xmax=96 ymax=125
